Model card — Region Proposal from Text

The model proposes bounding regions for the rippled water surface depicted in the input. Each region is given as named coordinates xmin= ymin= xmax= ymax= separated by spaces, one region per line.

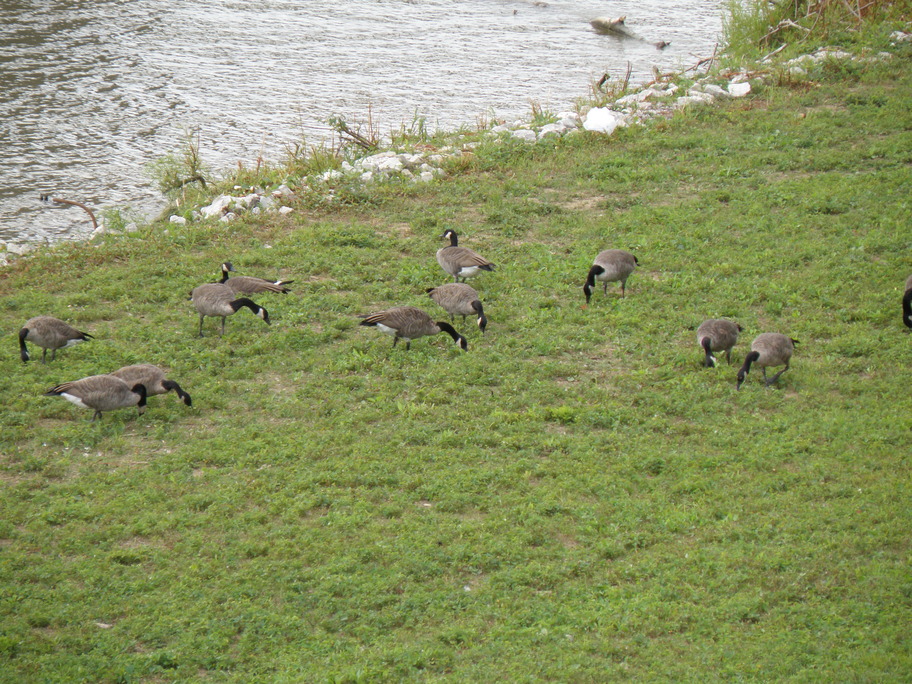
xmin=0 ymin=0 xmax=723 ymax=243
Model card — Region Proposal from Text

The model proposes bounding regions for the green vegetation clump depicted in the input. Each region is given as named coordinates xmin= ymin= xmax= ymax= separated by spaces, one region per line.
xmin=723 ymin=0 xmax=912 ymax=60
xmin=1 ymin=7 xmax=911 ymax=682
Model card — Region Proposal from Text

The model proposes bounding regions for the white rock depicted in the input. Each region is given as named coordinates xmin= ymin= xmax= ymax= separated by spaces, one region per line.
xmin=890 ymin=30 xmax=912 ymax=43
xmin=511 ymin=129 xmax=537 ymax=142
xmin=376 ymin=157 xmax=404 ymax=172
xmin=200 ymin=194 xmax=232 ymax=218
xmin=169 ymin=215 xmax=187 ymax=225
xmin=728 ymin=82 xmax=752 ymax=97
xmin=693 ymin=83 xmax=730 ymax=99
xmin=360 ymin=171 xmax=374 ymax=183
xmin=490 ymin=124 xmax=511 ymax=134
xmin=358 ymin=151 xmax=398 ymax=172
xmin=419 ymin=171 xmax=435 ymax=183
xmin=320 ymin=170 xmax=343 ymax=181
xmin=790 ymin=66 xmax=807 ymax=77
xmin=124 ymin=222 xmax=139 ymax=233
xmin=273 ymin=184 xmax=294 ymax=198
xmin=583 ymin=107 xmax=622 ymax=134
xmin=538 ymin=123 xmax=565 ymax=139
xmin=219 ymin=212 xmax=237 ymax=223
xmin=617 ymin=87 xmax=665 ymax=105
xmin=278 ymin=206 xmax=294 ymax=215
xmin=558 ymin=116 xmax=580 ymax=128
xmin=674 ymin=95 xmax=712 ymax=109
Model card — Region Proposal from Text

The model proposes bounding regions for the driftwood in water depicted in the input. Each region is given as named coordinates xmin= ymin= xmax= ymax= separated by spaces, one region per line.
xmin=39 ymin=195 xmax=98 ymax=230
xmin=590 ymin=16 xmax=670 ymax=49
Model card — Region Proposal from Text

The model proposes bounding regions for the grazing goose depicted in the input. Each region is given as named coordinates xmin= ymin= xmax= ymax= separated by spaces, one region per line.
xmin=583 ymin=250 xmax=639 ymax=302
xmin=904 ymin=288 xmax=912 ymax=331
xmin=426 ymin=283 xmax=488 ymax=334
xmin=359 ymin=306 xmax=468 ymax=351
xmin=218 ymin=261 xmax=293 ymax=294
xmin=44 ymin=374 xmax=147 ymax=422
xmin=696 ymin=319 xmax=743 ymax=367
xmin=19 ymin=316 xmax=93 ymax=363
xmin=190 ymin=283 xmax=270 ymax=337
xmin=110 ymin=364 xmax=192 ymax=406
xmin=436 ymin=230 xmax=496 ymax=282
xmin=903 ymin=275 xmax=912 ymax=331
xmin=736 ymin=333 xmax=798 ymax=390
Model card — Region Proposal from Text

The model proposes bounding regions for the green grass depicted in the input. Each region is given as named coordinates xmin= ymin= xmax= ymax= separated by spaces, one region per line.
xmin=1 ymin=35 xmax=911 ymax=684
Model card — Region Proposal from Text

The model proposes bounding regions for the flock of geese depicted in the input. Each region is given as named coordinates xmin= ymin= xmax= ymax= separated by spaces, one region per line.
xmin=16 ymin=229 xmax=912 ymax=422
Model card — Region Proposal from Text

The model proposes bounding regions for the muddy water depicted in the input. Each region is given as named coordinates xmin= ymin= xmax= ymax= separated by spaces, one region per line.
xmin=0 ymin=0 xmax=723 ymax=244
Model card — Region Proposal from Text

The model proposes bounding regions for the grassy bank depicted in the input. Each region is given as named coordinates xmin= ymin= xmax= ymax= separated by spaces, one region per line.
xmin=2 ymin=13 xmax=912 ymax=683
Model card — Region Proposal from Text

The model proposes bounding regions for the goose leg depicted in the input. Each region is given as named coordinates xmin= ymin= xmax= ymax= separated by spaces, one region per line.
xmin=198 ymin=315 xmax=206 ymax=337
xmin=42 ymin=349 xmax=48 ymax=364
xmin=765 ymin=368 xmax=788 ymax=386
xmin=726 ymin=349 xmax=732 ymax=365
xmin=92 ymin=410 xmax=102 ymax=422
xmin=220 ymin=317 xmax=227 ymax=337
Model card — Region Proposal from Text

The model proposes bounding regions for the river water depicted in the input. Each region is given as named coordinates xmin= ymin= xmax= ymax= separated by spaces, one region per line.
xmin=0 ymin=0 xmax=724 ymax=244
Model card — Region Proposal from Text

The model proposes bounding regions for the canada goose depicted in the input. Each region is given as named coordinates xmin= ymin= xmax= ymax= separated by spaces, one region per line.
xmin=218 ymin=261 xmax=293 ymax=294
xmin=426 ymin=283 xmax=488 ymax=334
xmin=190 ymin=283 xmax=270 ymax=337
xmin=583 ymin=250 xmax=639 ymax=302
xmin=904 ymin=286 xmax=912 ymax=331
xmin=19 ymin=316 xmax=93 ymax=363
xmin=696 ymin=319 xmax=743 ymax=367
xmin=736 ymin=333 xmax=798 ymax=390
xmin=436 ymin=230 xmax=496 ymax=282
xmin=359 ymin=306 xmax=468 ymax=351
xmin=110 ymin=364 xmax=192 ymax=406
xmin=44 ymin=374 xmax=147 ymax=421
xmin=903 ymin=275 xmax=912 ymax=331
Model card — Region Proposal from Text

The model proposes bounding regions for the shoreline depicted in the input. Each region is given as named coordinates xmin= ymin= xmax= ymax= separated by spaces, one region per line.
xmin=0 ymin=39 xmax=902 ymax=267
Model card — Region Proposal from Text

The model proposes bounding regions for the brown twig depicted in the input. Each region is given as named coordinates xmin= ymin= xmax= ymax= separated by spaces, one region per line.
xmin=40 ymin=195 xmax=98 ymax=230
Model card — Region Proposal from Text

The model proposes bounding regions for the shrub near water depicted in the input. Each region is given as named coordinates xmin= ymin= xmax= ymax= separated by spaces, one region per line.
xmin=1 ymin=12 xmax=912 ymax=684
